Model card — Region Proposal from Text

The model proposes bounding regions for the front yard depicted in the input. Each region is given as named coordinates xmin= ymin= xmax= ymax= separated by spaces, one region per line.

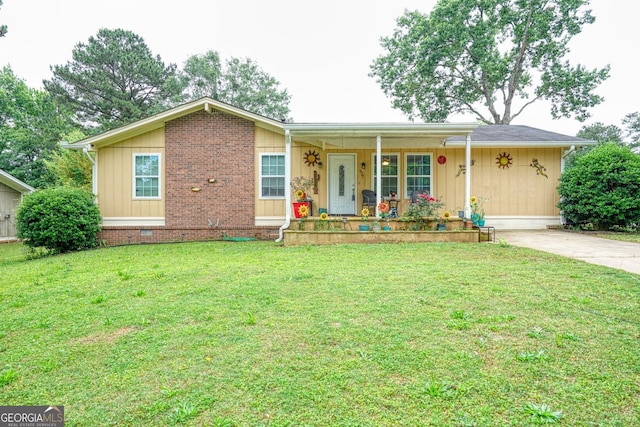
xmin=1 ymin=241 xmax=638 ymax=426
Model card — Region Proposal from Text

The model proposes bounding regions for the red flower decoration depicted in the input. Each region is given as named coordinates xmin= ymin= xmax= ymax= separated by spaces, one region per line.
xmin=377 ymin=202 xmax=390 ymax=213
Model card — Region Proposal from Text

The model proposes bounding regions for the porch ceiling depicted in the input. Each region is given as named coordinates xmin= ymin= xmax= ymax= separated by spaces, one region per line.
xmin=286 ymin=123 xmax=478 ymax=149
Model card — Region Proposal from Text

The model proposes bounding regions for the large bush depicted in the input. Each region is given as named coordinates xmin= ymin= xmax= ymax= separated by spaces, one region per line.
xmin=16 ymin=186 xmax=102 ymax=253
xmin=558 ymin=143 xmax=640 ymax=230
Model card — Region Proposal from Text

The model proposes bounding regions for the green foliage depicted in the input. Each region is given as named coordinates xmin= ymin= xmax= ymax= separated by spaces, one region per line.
xmin=577 ymin=122 xmax=623 ymax=143
xmin=0 ymin=0 xmax=7 ymax=37
xmin=370 ymin=0 xmax=609 ymax=124
xmin=44 ymin=28 xmax=183 ymax=133
xmin=622 ymin=111 xmax=640 ymax=150
xmin=180 ymin=51 xmax=291 ymax=121
xmin=44 ymin=148 xmax=92 ymax=189
xmin=0 ymin=66 xmax=74 ymax=188
xmin=403 ymin=193 xmax=445 ymax=229
xmin=524 ymin=403 xmax=563 ymax=424
xmin=16 ymin=186 xmax=101 ymax=253
xmin=558 ymin=142 xmax=640 ymax=229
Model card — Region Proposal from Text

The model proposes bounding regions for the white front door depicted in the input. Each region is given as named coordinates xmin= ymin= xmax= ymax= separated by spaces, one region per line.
xmin=328 ymin=154 xmax=357 ymax=215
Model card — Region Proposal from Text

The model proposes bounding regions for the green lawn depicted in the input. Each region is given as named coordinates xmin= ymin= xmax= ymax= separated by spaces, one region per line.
xmin=1 ymin=241 xmax=638 ymax=426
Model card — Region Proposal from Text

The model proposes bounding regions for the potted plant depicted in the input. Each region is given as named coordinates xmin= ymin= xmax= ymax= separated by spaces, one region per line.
xmin=291 ymin=176 xmax=314 ymax=218
xmin=470 ymin=196 xmax=487 ymax=226
xmin=404 ymin=193 xmax=445 ymax=230
xmin=291 ymin=176 xmax=313 ymax=200
xmin=378 ymin=201 xmax=392 ymax=231
xmin=437 ymin=211 xmax=451 ymax=230
xmin=359 ymin=208 xmax=371 ymax=231
xmin=477 ymin=209 xmax=486 ymax=227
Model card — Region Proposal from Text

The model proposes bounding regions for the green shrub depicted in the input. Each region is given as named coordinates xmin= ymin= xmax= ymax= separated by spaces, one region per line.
xmin=16 ymin=186 xmax=101 ymax=253
xmin=558 ymin=143 xmax=640 ymax=230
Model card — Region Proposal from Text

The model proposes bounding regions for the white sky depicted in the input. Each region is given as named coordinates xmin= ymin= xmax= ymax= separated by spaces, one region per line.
xmin=2 ymin=0 xmax=637 ymax=136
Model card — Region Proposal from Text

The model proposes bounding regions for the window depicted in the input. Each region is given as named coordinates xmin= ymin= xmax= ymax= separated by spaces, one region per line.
xmin=405 ymin=153 xmax=432 ymax=197
xmin=373 ymin=154 xmax=400 ymax=197
xmin=133 ymin=154 xmax=160 ymax=199
xmin=260 ymin=154 xmax=285 ymax=198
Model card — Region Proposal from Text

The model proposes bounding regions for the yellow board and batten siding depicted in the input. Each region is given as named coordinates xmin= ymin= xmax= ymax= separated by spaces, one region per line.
xmin=97 ymin=128 xmax=165 ymax=219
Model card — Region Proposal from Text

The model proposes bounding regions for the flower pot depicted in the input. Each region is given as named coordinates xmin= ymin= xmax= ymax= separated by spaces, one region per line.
xmin=359 ymin=224 xmax=370 ymax=232
xmin=383 ymin=226 xmax=392 ymax=231
xmin=464 ymin=220 xmax=474 ymax=229
xmin=477 ymin=219 xmax=486 ymax=226
xmin=372 ymin=225 xmax=382 ymax=232
xmin=436 ymin=223 xmax=447 ymax=231
xmin=292 ymin=202 xmax=310 ymax=219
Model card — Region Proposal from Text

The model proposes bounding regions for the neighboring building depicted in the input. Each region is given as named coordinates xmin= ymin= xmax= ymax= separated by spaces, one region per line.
xmin=63 ymin=98 xmax=593 ymax=245
xmin=0 ymin=169 xmax=34 ymax=239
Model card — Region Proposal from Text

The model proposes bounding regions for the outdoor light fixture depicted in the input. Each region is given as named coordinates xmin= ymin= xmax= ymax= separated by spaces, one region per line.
xmin=361 ymin=162 xmax=366 ymax=169
xmin=382 ymin=157 xmax=390 ymax=166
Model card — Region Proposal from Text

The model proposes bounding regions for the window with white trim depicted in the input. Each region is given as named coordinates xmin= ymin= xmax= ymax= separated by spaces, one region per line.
xmin=373 ymin=154 xmax=400 ymax=197
xmin=133 ymin=154 xmax=161 ymax=199
xmin=405 ymin=153 xmax=432 ymax=197
xmin=260 ymin=154 xmax=285 ymax=198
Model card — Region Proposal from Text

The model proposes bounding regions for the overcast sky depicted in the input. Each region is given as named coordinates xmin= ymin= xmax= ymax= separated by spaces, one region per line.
xmin=2 ymin=0 xmax=637 ymax=136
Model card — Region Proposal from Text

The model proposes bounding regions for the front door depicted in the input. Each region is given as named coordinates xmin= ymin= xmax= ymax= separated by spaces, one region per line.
xmin=328 ymin=154 xmax=357 ymax=215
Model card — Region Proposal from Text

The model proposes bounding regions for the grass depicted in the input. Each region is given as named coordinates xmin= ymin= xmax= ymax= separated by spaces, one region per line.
xmin=1 ymin=240 xmax=639 ymax=426
xmin=594 ymin=231 xmax=640 ymax=244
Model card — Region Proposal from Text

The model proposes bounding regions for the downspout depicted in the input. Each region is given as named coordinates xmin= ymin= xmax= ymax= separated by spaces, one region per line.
xmin=375 ymin=135 xmax=382 ymax=210
xmin=83 ymin=146 xmax=97 ymax=196
xmin=276 ymin=129 xmax=292 ymax=242
xmin=464 ymin=134 xmax=472 ymax=218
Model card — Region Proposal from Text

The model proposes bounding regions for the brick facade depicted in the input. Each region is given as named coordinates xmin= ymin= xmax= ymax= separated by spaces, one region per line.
xmin=99 ymin=109 xmax=279 ymax=245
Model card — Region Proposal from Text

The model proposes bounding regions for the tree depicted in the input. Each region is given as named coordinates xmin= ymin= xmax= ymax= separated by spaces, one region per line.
xmin=0 ymin=0 xmax=7 ymax=37
xmin=181 ymin=50 xmax=222 ymax=100
xmin=180 ymin=51 xmax=291 ymax=121
xmin=44 ymin=28 xmax=184 ymax=133
xmin=370 ymin=0 xmax=610 ymax=124
xmin=622 ymin=112 xmax=640 ymax=150
xmin=44 ymin=129 xmax=92 ymax=190
xmin=0 ymin=66 xmax=73 ymax=188
xmin=557 ymin=142 xmax=640 ymax=230
xmin=576 ymin=122 xmax=623 ymax=143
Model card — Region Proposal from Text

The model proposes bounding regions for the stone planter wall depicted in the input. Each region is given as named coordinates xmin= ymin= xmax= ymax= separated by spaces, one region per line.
xmin=283 ymin=229 xmax=478 ymax=246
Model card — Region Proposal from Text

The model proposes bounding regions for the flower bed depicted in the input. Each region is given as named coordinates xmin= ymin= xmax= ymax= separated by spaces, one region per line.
xmin=283 ymin=217 xmax=478 ymax=246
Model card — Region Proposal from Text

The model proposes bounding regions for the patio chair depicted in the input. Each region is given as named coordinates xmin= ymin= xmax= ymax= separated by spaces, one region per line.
xmin=361 ymin=189 xmax=376 ymax=214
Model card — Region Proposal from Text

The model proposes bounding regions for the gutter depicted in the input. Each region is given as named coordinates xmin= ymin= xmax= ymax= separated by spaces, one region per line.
xmin=276 ymin=129 xmax=292 ymax=242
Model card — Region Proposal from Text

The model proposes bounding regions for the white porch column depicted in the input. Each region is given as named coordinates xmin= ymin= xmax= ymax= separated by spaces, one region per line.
xmin=276 ymin=129 xmax=292 ymax=242
xmin=376 ymin=135 xmax=382 ymax=213
xmin=464 ymin=134 xmax=472 ymax=218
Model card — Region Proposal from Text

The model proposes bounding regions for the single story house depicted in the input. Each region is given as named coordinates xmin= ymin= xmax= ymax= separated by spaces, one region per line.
xmin=63 ymin=97 xmax=593 ymax=245
xmin=0 ymin=169 xmax=34 ymax=239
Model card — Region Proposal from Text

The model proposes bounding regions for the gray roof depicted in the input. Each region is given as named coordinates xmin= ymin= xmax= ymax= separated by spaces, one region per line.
xmin=0 ymin=169 xmax=34 ymax=193
xmin=445 ymin=125 xmax=591 ymax=144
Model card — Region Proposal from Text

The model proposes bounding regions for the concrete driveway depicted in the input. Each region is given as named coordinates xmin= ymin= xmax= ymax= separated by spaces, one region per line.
xmin=497 ymin=230 xmax=640 ymax=275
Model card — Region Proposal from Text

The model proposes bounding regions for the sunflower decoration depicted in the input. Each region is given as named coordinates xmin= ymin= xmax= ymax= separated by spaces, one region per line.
xmin=297 ymin=204 xmax=309 ymax=218
xmin=442 ymin=210 xmax=451 ymax=221
xmin=361 ymin=207 xmax=370 ymax=220
xmin=496 ymin=152 xmax=513 ymax=169
xmin=295 ymin=189 xmax=306 ymax=200
xmin=319 ymin=212 xmax=329 ymax=221
xmin=304 ymin=150 xmax=320 ymax=167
